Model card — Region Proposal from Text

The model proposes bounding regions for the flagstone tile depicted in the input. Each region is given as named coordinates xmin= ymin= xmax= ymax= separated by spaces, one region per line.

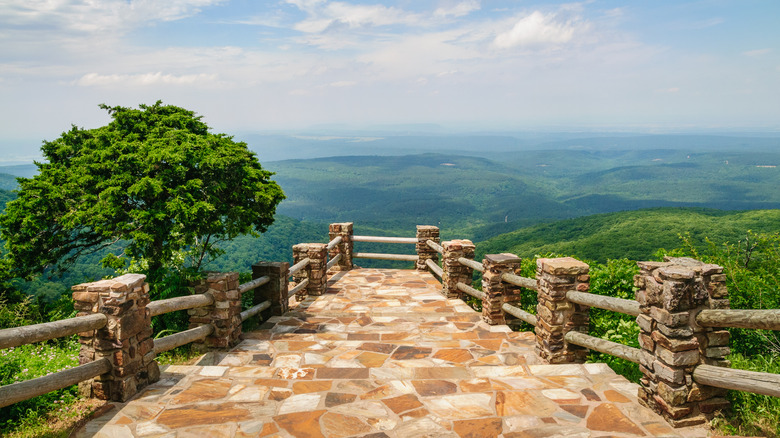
xmin=74 ymin=268 xmax=694 ymax=438
xmin=424 ymin=393 xmax=494 ymax=419
xmin=586 ymin=403 xmax=644 ymax=435
xmin=273 ymin=409 xmax=327 ymax=438
xmin=496 ymin=391 xmax=558 ymax=417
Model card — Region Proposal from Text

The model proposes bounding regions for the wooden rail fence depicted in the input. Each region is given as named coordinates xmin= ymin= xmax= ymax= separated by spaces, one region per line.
xmin=1 ymin=221 xmax=778 ymax=431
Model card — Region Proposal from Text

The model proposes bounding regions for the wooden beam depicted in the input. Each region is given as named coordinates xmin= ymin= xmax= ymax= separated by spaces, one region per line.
xmin=501 ymin=303 xmax=538 ymax=326
xmin=564 ymin=331 xmax=641 ymax=364
xmin=353 ymin=235 xmax=417 ymax=244
xmin=147 ymin=294 xmax=213 ymax=318
xmin=693 ymin=364 xmax=780 ymax=398
xmin=697 ymin=309 xmax=780 ymax=330
xmin=238 ymin=275 xmax=270 ymax=294
xmin=354 ymin=252 xmax=418 ymax=261
xmin=0 ymin=358 xmax=111 ymax=408
xmin=0 ymin=313 xmax=107 ymax=350
xmin=501 ymin=273 xmax=536 ymax=290
xmin=425 ymin=258 xmax=443 ymax=278
xmin=456 ymin=282 xmax=486 ymax=301
xmin=566 ymin=290 xmax=640 ymax=317
xmin=153 ymin=325 xmax=214 ymax=354
xmin=458 ymin=257 xmax=485 ymax=273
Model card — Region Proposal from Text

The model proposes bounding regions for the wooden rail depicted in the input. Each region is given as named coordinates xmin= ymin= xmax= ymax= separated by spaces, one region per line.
xmin=153 ymin=324 xmax=214 ymax=354
xmin=238 ymin=275 xmax=270 ymax=294
xmin=697 ymin=309 xmax=780 ymax=330
xmin=148 ymin=294 xmax=214 ymax=317
xmin=289 ymin=257 xmax=310 ymax=276
xmin=354 ymin=252 xmax=418 ymax=261
xmin=458 ymin=257 xmax=485 ymax=273
xmin=564 ymin=331 xmax=641 ymax=364
xmin=426 ymin=239 xmax=443 ymax=254
xmin=566 ymin=290 xmax=640 ymax=317
xmin=501 ymin=272 xmax=536 ymax=290
xmin=501 ymin=303 xmax=538 ymax=326
xmin=326 ymin=235 xmax=342 ymax=250
xmin=693 ymin=364 xmax=780 ymax=398
xmin=0 ymin=358 xmax=112 ymax=409
xmin=327 ymin=253 xmax=342 ymax=271
xmin=289 ymin=278 xmax=309 ymax=296
xmin=240 ymin=300 xmax=271 ymax=322
xmin=457 ymin=282 xmax=486 ymax=301
xmin=353 ymin=235 xmax=418 ymax=244
xmin=0 ymin=313 xmax=107 ymax=350
xmin=426 ymin=258 xmax=443 ymax=277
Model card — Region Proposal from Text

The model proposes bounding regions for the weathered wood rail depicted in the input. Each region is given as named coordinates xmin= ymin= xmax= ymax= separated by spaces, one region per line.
xmin=1 ymin=221 xmax=778 ymax=432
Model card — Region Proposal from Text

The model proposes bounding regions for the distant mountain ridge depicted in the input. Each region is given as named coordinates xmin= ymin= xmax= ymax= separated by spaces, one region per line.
xmin=476 ymin=208 xmax=780 ymax=263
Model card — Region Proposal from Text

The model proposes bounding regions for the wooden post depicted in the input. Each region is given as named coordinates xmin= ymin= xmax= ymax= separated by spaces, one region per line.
xmin=534 ymin=257 xmax=590 ymax=364
xmin=329 ymin=222 xmax=353 ymax=271
xmin=252 ymin=261 xmax=290 ymax=319
xmin=441 ymin=240 xmax=475 ymax=299
xmin=188 ymin=272 xmax=242 ymax=351
xmin=482 ymin=253 xmax=523 ymax=325
xmin=415 ymin=225 xmax=439 ymax=271
xmin=72 ymin=274 xmax=158 ymax=402
xmin=635 ymin=257 xmax=731 ymax=428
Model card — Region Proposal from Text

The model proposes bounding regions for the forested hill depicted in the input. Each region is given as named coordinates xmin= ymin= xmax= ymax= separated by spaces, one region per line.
xmin=476 ymin=208 xmax=780 ymax=263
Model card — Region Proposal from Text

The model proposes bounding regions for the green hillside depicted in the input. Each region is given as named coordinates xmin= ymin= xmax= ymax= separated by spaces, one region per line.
xmin=267 ymin=154 xmax=576 ymax=233
xmin=476 ymin=208 xmax=780 ymax=263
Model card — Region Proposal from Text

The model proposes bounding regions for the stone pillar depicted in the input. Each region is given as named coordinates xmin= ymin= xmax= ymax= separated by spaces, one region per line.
xmin=293 ymin=243 xmax=328 ymax=297
xmin=416 ymin=225 xmax=440 ymax=271
xmin=534 ymin=257 xmax=590 ymax=364
xmin=329 ymin=222 xmax=354 ymax=271
xmin=188 ymin=272 xmax=242 ymax=351
xmin=72 ymin=274 xmax=158 ymax=402
xmin=481 ymin=254 xmax=523 ymax=325
xmin=441 ymin=240 xmax=476 ymax=299
xmin=252 ymin=261 xmax=290 ymax=319
xmin=635 ymin=257 xmax=731 ymax=428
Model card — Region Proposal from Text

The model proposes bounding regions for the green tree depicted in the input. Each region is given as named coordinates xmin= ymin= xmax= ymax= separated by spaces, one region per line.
xmin=0 ymin=102 xmax=285 ymax=284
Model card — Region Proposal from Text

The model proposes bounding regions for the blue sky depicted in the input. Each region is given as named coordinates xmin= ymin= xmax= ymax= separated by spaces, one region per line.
xmin=1 ymin=1 xmax=779 ymax=162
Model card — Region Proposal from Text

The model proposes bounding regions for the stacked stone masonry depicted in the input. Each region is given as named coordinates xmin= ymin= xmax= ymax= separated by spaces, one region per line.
xmin=482 ymin=254 xmax=523 ymax=326
xmin=535 ymin=257 xmax=590 ymax=365
xmin=293 ymin=243 xmax=328 ymax=298
xmin=328 ymin=222 xmax=354 ymax=271
xmin=634 ymin=257 xmax=731 ymax=427
xmin=441 ymin=239 xmax=475 ymax=300
xmin=252 ymin=262 xmax=290 ymax=317
xmin=188 ymin=272 xmax=242 ymax=351
xmin=72 ymin=274 xmax=159 ymax=402
xmin=415 ymin=225 xmax=440 ymax=271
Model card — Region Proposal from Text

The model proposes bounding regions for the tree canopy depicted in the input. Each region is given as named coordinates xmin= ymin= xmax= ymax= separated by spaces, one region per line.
xmin=0 ymin=102 xmax=285 ymax=282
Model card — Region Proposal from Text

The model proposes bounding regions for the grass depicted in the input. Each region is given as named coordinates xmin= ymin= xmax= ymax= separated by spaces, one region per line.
xmin=0 ymin=340 xmax=203 ymax=438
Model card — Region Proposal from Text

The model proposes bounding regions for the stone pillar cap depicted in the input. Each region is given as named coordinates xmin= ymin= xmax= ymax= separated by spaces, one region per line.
xmin=484 ymin=253 xmax=521 ymax=264
xmin=537 ymin=257 xmax=589 ymax=274
xmin=416 ymin=225 xmax=439 ymax=231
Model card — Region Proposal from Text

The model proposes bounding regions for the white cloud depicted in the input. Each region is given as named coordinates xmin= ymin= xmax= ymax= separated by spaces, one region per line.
xmin=743 ymin=48 xmax=772 ymax=57
xmin=1 ymin=0 xmax=226 ymax=34
xmin=76 ymin=72 xmax=219 ymax=87
xmin=493 ymin=11 xmax=581 ymax=49
xmin=655 ymin=87 xmax=680 ymax=94
xmin=434 ymin=1 xmax=480 ymax=18
xmin=329 ymin=80 xmax=356 ymax=87
xmin=289 ymin=1 xmax=422 ymax=33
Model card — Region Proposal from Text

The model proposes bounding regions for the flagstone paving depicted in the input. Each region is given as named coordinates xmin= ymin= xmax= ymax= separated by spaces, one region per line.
xmin=75 ymin=268 xmax=708 ymax=437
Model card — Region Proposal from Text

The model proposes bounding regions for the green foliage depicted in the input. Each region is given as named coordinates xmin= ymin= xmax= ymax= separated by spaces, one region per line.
xmin=660 ymin=231 xmax=780 ymax=355
xmin=0 ymin=338 xmax=80 ymax=431
xmin=477 ymin=208 xmax=780 ymax=264
xmin=0 ymin=102 xmax=284 ymax=284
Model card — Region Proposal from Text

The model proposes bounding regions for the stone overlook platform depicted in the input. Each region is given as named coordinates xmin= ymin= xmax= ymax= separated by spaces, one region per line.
xmin=76 ymin=269 xmax=697 ymax=437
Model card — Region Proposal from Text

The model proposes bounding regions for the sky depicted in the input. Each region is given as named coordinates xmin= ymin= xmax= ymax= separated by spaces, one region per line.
xmin=1 ymin=0 xmax=779 ymax=162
